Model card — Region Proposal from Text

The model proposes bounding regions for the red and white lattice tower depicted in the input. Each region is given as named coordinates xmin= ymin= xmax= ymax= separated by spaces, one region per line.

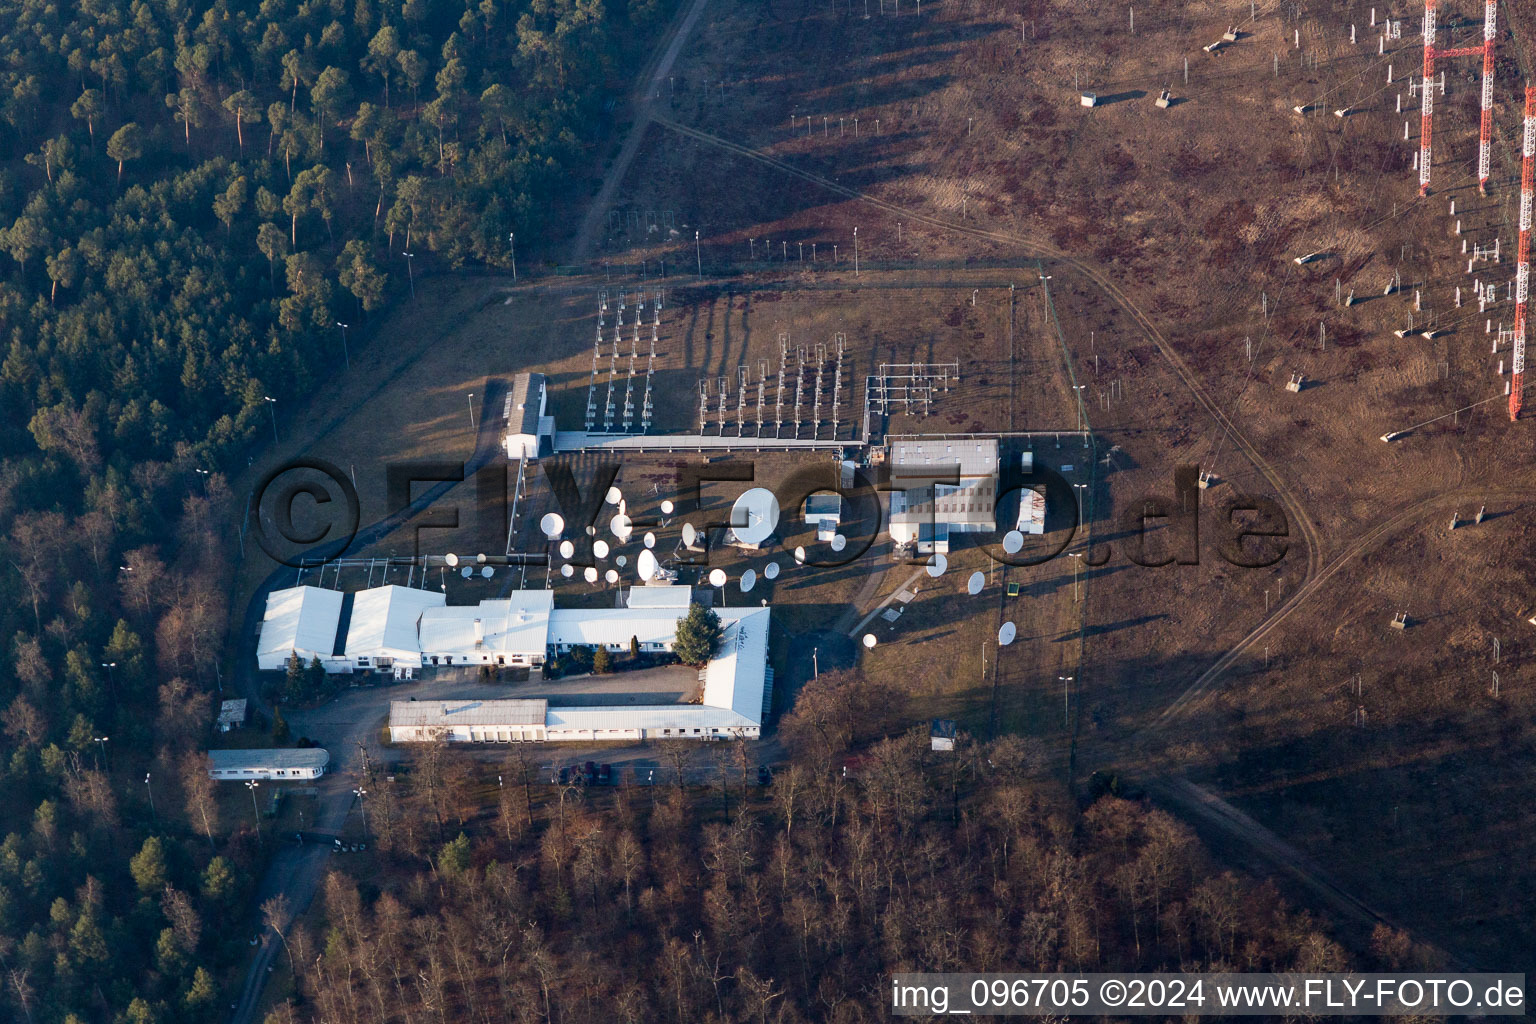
xmin=1510 ymin=86 xmax=1534 ymax=421
xmin=1477 ymin=0 xmax=1497 ymax=194
xmin=1418 ymin=0 xmax=1498 ymax=197
xmin=1419 ymin=0 xmax=1437 ymax=196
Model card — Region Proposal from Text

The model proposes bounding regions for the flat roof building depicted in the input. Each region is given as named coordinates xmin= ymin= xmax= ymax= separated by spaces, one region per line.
xmin=207 ymin=748 xmax=329 ymax=781
xmin=887 ymin=437 xmax=1000 ymax=550
xmin=216 ymin=698 xmax=248 ymax=733
xmin=503 ymin=372 xmax=554 ymax=460
xmin=256 ymin=586 xmax=344 ymax=672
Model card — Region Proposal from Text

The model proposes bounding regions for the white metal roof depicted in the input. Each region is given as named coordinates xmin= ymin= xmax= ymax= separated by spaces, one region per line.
xmin=258 ymin=586 xmax=343 ymax=660
xmin=207 ymin=748 xmax=330 ymax=771
xmin=419 ymin=591 xmax=554 ymax=655
xmin=889 ymin=437 xmax=999 ymax=477
xmin=702 ymin=606 xmax=771 ymax=724
xmin=345 ymin=585 xmax=446 ymax=655
xmin=389 ymin=699 xmax=548 ymax=728
xmin=625 ymin=584 xmax=696 ymax=609
xmin=548 ymin=609 xmax=684 ymax=648
xmin=545 ymin=703 xmax=757 ymax=732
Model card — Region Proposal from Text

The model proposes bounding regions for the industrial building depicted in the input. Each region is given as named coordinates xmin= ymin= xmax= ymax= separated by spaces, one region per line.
xmin=885 ymin=437 xmax=1000 ymax=552
xmin=502 ymin=372 xmax=555 ymax=459
xmin=386 ymin=601 xmax=772 ymax=742
xmin=207 ymin=748 xmax=330 ymax=781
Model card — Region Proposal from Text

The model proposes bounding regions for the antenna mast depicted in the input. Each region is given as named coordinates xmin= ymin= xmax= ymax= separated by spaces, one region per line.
xmin=1419 ymin=0 xmax=1436 ymax=196
xmin=1418 ymin=0 xmax=1497 ymax=195
xmin=1478 ymin=0 xmax=1497 ymax=194
xmin=1510 ymin=85 xmax=1534 ymax=421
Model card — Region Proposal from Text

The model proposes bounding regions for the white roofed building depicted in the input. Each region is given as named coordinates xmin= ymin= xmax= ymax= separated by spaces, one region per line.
xmin=503 ymin=372 xmax=554 ymax=460
xmin=389 ymin=699 xmax=548 ymax=743
xmin=886 ymin=437 xmax=1000 ymax=549
xmin=342 ymin=585 xmax=446 ymax=673
xmin=257 ymin=586 xmax=346 ymax=673
xmin=207 ymin=748 xmax=329 ymax=780
xmin=419 ymin=591 xmax=554 ymax=668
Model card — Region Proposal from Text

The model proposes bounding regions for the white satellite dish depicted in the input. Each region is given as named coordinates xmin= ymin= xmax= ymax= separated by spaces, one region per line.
xmin=830 ymin=534 xmax=847 ymax=552
xmin=729 ymin=488 xmax=780 ymax=547
xmin=681 ymin=522 xmax=697 ymax=548
xmin=593 ymin=539 xmax=610 ymax=560
xmin=764 ymin=562 xmax=780 ymax=580
xmin=741 ymin=569 xmax=757 ymax=592
xmin=610 ymin=514 xmax=632 ymax=541
xmin=709 ymin=568 xmax=727 ymax=588
xmin=560 ymin=564 xmax=574 ymax=578
xmin=967 ymin=571 xmax=984 ymax=595
xmin=558 ymin=540 xmax=575 ymax=559
xmin=862 ymin=633 xmax=877 ymax=649
xmin=583 ymin=566 xmax=598 ymax=584
xmin=998 ymin=621 xmax=1017 ymax=646
xmin=605 ymin=485 xmax=623 ymax=505
xmin=661 ymin=499 xmax=675 ymax=515
xmin=644 ymin=532 xmax=657 ymax=549
xmin=605 ymin=569 xmax=619 ymax=584
xmin=445 ymin=552 xmax=459 ymax=567
xmin=616 ymin=555 xmax=627 ymax=567
xmin=1003 ymin=530 xmax=1024 ymax=554
xmin=794 ymin=546 xmax=806 ymax=564
xmin=460 ymin=566 xmax=472 ymax=578
xmin=926 ymin=553 xmax=948 ymax=578
xmin=637 ymin=549 xmax=658 ymax=581
xmin=540 ymin=512 xmax=565 ymax=538
xmin=481 ymin=566 xmax=493 ymax=579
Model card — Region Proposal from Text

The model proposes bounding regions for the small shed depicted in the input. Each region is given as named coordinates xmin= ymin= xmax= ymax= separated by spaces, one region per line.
xmin=216 ymin=698 xmax=248 ymax=733
xmin=930 ymin=719 xmax=957 ymax=752
xmin=1080 ymin=92 xmax=1098 ymax=107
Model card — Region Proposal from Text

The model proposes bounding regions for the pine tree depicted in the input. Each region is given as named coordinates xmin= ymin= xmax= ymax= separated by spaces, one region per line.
xmin=592 ymin=646 xmax=612 ymax=674
xmin=674 ymin=603 xmax=722 ymax=666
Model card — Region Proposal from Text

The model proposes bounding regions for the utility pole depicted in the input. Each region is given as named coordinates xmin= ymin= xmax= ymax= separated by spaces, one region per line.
xmin=695 ymin=230 xmax=702 ymax=280
xmin=467 ymin=392 xmax=476 ymax=433
xmin=508 ymin=231 xmax=517 ymax=281
xmin=853 ymin=226 xmax=860 ymax=276
xmin=1058 ymin=675 xmax=1074 ymax=728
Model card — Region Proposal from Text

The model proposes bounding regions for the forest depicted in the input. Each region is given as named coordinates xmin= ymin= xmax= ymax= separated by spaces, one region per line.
xmin=0 ymin=0 xmax=675 ymax=1021
xmin=259 ymin=670 xmax=1439 ymax=1024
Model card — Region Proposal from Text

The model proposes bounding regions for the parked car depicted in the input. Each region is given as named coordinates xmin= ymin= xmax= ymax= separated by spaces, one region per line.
xmin=598 ymin=763 xmax=612 ymax=784
xmin=757 ymin=765 xmax=773 ymax=787
xmin=582 ymin=761 xmax=598 ymax=784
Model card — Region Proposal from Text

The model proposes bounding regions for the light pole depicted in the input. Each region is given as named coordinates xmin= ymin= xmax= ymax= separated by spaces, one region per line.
xmin=99 ymin=662 xmax=117 ymax=700
xmin=145 ymin=772 xmax=157 ymax=823
xmin=1058 ymin=675 xmax=1074 ymax=728
xmin=335 ymin=322 xmax=350 ymax=370
xmin=467 ymin=392 xmax=476 ymax=433
xmin=812 ymin=647 xmax=819 ymax=679
xmin=92 ymin=735 xmax=109 ymax=771
xmin=1071 ymin=384 xmax=1086 ymax=430
xmin=695 ymin=230 xmax=702 ymax=280
xmin=1067 ymin=551 xmax=1083 ymax=601
xmin=508 ymin=232 xmax=516 ymax=281
xmin=262 ymin=396 xmax=278 ymax=444
xmin=1073 ymin=482 xmax=1088 ymax=526
xmin=194 ymin=467 xmax=210 ymax=491
xmin=246 ymin=780 xmax=261 ymax=834
xmin=401 ymin=251 xmax=416 ymax=299
xmin=853 ymin=226 xmax=859 ymax=276
xmin=353 ymin=787 xmax=368 ymax=840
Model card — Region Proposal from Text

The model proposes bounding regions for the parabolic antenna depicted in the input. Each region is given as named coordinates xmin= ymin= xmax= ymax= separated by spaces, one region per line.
xmin=540 ymin=513 xmax=565 ymax=538
xmin=830 ymin=534 xmax=847 ymax=552
xmin=611 ymin=514 xmax=633 ymax=541
xmin=481 ymin=566 xmax=494 ymax=579
xmin=560 ymin=564 xmax=573 ymax=578
xmin=681 ymin=523 xmax=697 ymax=548
xmin=605 ymin=485 xmax=623 ymax=505
xmin=446 ymin=552 xmax=459 ymax=567
xmin=593 ymin=539 xmax=610 ymax=559
xmin=764 ymin=562 xmax=780 ymax=580
xmin=708 ymin=568 xmax=727 ymax=588
xmin=741 ymin=569 xmax=757 ymax=592
xmin=616 ymin=555 xmax=627 ymax=567
xmin=998 ymin=621 xmax=1017 ymax=646
xmin=637 ymin=549 xmax=658 ymax=581
xmin=558 ymin=540 xmax=575 ymax=559
xmin=460 ymin=566 xmax=472 ymax=578
xmin=862 ymin=633 xmax=877 ymax=649
xmin=967 ymin=571 xmax=985 ymax=595
xmin=926 ymin=553 xmax=948 ymax=578
xmin=644 ymin=532 xmax=657 ymax=549
xmin=729 ymin=488 xmax=780 ymax=547
xmin=1002 ymin=530 xmax=1024 ymax=554
xmin=605 ymin=569 xmax=619 ymax=584
xmin=583 ymin=566 xmax=598 ymax=584
xmin=794 ymin=546 xmax=806 ymax=564
xmin=661 ymin=499 xmax=675 ymax=515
